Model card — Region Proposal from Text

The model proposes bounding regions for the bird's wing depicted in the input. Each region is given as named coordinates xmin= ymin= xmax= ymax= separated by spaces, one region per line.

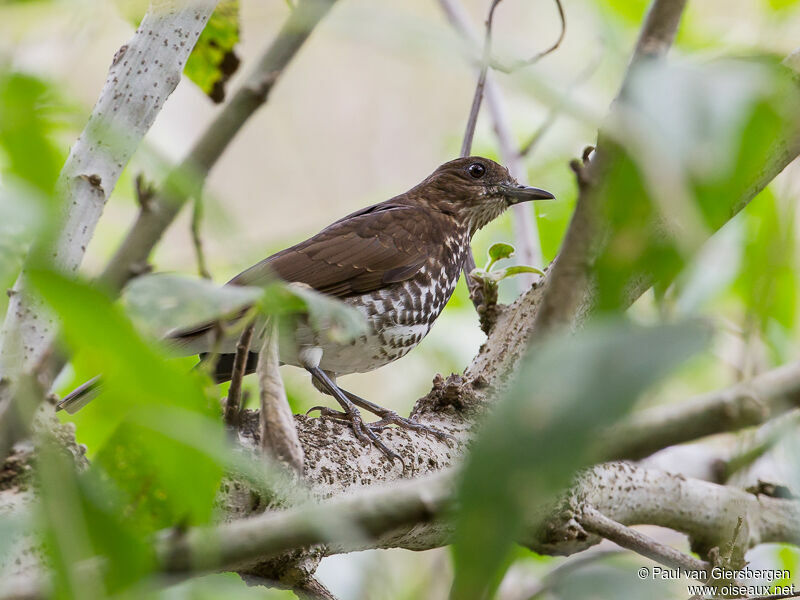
xmin=167 ymin=203 xmax=446 ymax=355
xmin=230 ymin=203 xmax=443 ymax=297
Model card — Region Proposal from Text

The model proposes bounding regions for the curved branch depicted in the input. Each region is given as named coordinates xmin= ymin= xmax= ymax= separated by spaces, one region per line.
xmin=157 ymin=462 xmax=800 ymax=574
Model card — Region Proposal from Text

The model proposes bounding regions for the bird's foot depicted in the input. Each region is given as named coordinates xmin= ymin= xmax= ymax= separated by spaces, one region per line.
xmin=364 ymin=410 xmax=455 ymax=444
xmin=307 ymin=403 xmax=454 ymax=445
xmin=306 ymin=405 xmax=402 ymax=466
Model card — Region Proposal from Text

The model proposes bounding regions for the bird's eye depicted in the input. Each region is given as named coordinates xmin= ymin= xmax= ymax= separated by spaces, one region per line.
xmin=468 ymin=162 xmax=486 ymax=179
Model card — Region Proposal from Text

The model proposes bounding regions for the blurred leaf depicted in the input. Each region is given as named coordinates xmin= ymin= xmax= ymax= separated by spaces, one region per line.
xmin=0 ymin=72 xmax=65 ymax=315
xmin=0 ymin=72 xmax=62 ymax=195
xmin=122 ymin=273 xmax=262 ymax=337
xmin=765 ymin=0 xmax=800 ymax=11
xmin=593 ymin=57 xmax=800 ymax=312
xmin=0 ymin=180 xmax=47 ymax=293
xmin=734 ymin=188 xmax=796 ymax=360
xmin=122 ymin=273 xmax=366 ymax=345
xmin=673 ymin=219 xmax=743 ymax=316
xmin=451 ymin=320 xmax=709 ymax=599
xmin=37 ymin=439 xmax=106 ymax=600
xmin=184 ymin=0 xmax=240 ymax=103
xmin=276 ymin=282 xmax=367 ymax=344
xmin=30 ymin=269 xmax=225 ymax=529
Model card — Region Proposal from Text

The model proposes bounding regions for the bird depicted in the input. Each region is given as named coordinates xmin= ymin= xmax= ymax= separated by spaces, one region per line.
xmin=58 ymin=156 xmax=554 ymax=461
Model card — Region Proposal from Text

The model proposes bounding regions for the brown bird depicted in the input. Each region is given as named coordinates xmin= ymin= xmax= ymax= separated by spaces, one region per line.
xmin=58 ymin=157 xmax=554 ymax=461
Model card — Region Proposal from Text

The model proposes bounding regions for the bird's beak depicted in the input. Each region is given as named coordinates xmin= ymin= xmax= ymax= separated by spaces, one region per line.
xmin=501 ymin=184 xmax=555 ymax=205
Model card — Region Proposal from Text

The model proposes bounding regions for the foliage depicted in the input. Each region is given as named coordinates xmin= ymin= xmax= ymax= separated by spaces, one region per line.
xmin=183 ymin=0 xmax=240 ymax=103
xmin=451 ymin=320 xmax=710 ymax=598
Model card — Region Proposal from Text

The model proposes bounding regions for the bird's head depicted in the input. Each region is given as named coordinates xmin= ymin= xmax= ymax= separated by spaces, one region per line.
xmin=415 ymin=156 xmax=555 ymax=235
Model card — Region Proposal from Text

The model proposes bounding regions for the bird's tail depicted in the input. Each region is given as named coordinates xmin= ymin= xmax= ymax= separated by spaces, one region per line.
xmin=56 ymin=376 xmax=103 ymax=414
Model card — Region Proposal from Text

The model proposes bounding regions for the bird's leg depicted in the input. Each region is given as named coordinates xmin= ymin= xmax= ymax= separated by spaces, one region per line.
xmin=304 ymin=364 xmax=401 ymax=464
xmin=340 ymin=389 xmax=454 ymax=443
xmin=307 ymin=369 xmax=453 ymax=443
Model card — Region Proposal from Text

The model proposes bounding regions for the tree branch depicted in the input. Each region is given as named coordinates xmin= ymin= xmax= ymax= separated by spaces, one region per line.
xmin=530 ymin=0 xmax=688 ymax=336
xmin=578 ymin=506 xmax=710 ymax=573
xmin=0 ymin=0 xmax=220 ymax=461
xmin=257 ymin=319 xmax=303 ymax=474
xmin=99 ymin=0 xmax=338 ymax=294
xmin=157 ymin=462 xmax=800 ymax=576
xmin=599 ymin=361 xmax=800 ymax=461
xmin=224 ymin=320 xmax=255 ymax=429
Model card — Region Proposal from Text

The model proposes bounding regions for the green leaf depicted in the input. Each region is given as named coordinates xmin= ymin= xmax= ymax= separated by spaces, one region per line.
xmin=122 ymin=273 xmax=263 ymax=337
xmin=264 ymin=282 xmax=368 ymax=344
xmin=496 ymin=265 xmax=546 ymax=279
xmin=184 ymin=0 xmax=240 ymax=103
xmin=122 ymin=273 xmax=367 ymax=346
xmin=451 ymin=319 xmax=710 ymax=599
xmin=592 ymin=57 xmax=800 ymax=312
xmin=30 ymin=269 xmax=225 ymax=529
xmin=486 ymin=242 xmax=515 ymax=269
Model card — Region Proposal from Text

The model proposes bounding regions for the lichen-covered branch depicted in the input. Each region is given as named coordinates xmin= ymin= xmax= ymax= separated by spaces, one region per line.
xmin=0 ymin=0 xmax=219 ymax=460
xmin=157 ymin=462 xmax=800 ymax=575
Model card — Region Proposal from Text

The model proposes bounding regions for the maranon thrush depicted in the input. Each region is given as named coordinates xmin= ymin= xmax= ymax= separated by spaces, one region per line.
xmin=58 ymin=156 xmax=554 ymax=461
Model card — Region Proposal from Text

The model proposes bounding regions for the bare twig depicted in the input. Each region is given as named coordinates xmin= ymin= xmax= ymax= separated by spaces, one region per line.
xmin=459 ymin=0 xmax=502 ymax=158
xmin=190 ymin=197 xmax=212 ymax=280
xmin=458 ymin=0 xmax=502 ymax=314
xmin=579 ymin=506 xmax=710 ymax=573
xmin=99 ymin=0 xmax=338 ymax=294
xmin=223 ymin=320 xmax=256 ymax=429
xmin=518 ymin=53 xmax=602 ymax=158
xmin=520 ymin=0 xmax=565 ymax=66
xmin=257 ymin=318 xmax=303 ymax=474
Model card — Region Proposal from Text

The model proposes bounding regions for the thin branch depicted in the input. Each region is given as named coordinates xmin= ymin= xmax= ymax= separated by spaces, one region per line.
xmin=157 ymin=471 xmax=453 ymax=573
xmin=518 ymin=53 xmax=602 ymax=158
xmin=190 ymin=197 xmax=212 ymax=280
xmin=223 ymin=320 xmax=256 ymax=429
xmin=459 ymin=0 xmax=502 ymax=158
xmin=440 ymin=0 xmax=544 ymax=286
xmin=529 ymin=0 xmax=688 ymax=337
xmin=599 ymin=360 xmax=800 ymax=461
xmin=519 ymin=0 xmax=565 ymax=66
xmin=257 ymin=318 xmax=303 ymax=474
xmin=458 ymin=0 xmax=502 ymax=314
xmin=99 ymin=0 xmax=338 ymax=295
xmin=578 ymin=506 xmax=710 ymax=573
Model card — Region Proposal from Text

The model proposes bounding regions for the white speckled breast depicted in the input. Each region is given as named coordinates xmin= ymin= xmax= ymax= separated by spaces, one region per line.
xmin=279 ymin=229 xmax=470 ymax=375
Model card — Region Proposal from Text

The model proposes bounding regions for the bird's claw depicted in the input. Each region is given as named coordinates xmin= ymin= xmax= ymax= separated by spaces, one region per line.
xmin=368 ymin=410 xmax=455 ymax=444
xmin=308 ymin=405 xmax=405 ymax=470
